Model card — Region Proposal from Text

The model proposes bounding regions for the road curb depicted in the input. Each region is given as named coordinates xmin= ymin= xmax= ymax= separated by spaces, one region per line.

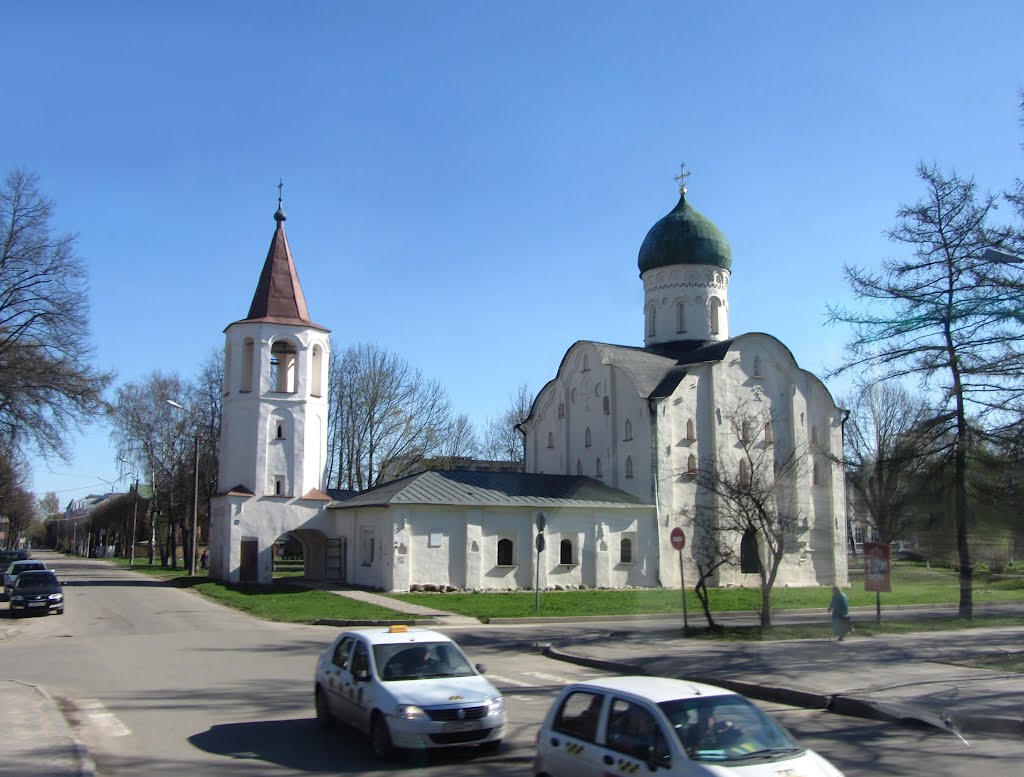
xmin=18 ymin=680 xmax=97 ymax=777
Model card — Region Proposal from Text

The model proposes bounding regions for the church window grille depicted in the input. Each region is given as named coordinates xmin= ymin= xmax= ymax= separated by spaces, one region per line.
xmin=753 ymin=355 xmax=763 ymax=377
xmin=558 ymin=403 xmax=565 ymax=419
xmin=560 ymin=538 xmax=575 ymax=565
xmin=709 ymin=298 xmax=721 ymax=335
xmin=585 ymin=428 xmax=592 ymax=447
xmin=241 ymin=338 xmax=255 ymax=393
xmin=740 ymin=529 xmax=760 ymax=573
xmin=497 ymin=538 xmax=515 ymax=566
xmin=676 ymin=301 xmax=686 ymax=333
xmin=547 ymin=432 xmax=555 ymax=449
xmin=625 ymin=456 xmax=634 ymax=479
xmin=624 ymin=419 xmax=632 ymax=440
xmin=311 ymin=344 xmax=323 ymax=397
xmin=646 ymin=304 xmax=656 ymax=337
xmin=620 ymin=537 xmax=633 ymax=564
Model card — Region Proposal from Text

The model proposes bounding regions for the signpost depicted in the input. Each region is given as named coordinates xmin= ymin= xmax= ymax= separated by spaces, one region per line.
xmin=535 ymin=513 xmax=546 ymax=612
xmin=863 ymin=541 xmax=892 ymax=624
xmin=670 ymin=528 xmax=688 ymax=631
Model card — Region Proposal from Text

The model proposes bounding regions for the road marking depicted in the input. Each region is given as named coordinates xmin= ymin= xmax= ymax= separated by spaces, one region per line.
xmin=487 ymin=673 xmax=535 ymax=688
xmin=79 ymin=699 xmax=131 ymax=737
xmin=522 ymin=671 xmax=573 ymax=684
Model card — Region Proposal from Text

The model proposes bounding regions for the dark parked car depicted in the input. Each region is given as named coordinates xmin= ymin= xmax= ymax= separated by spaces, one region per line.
xmin=8 ymin=570 xmax=64 ymax=617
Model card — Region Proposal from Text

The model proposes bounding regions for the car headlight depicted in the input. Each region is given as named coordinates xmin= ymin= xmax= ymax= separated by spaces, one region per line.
xmin=396 ymin=705 xmax=426 ymax=721
xmin=48 ymin=593 xmax=63 ymax=600
xmin=486 ymin=696 xmax=505 ymax=715
xmin=10 ymin=595 xmax=24 ymax=602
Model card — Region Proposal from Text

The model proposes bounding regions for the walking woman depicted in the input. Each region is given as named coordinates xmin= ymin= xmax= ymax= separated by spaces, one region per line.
xmin=829 ymin=585 xmax=851 ymax=641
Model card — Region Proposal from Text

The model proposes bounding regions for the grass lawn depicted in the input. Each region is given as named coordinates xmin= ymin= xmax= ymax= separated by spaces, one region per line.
xmin=387 ymin=563 xmax=1024 ymax=620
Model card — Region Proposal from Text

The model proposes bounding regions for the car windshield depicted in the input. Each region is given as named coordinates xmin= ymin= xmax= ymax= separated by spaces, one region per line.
xmin=373 ymin=641 xmax=476 ymax=681
xmin=659 ymin=694 xmax=801 ymax=763
xmin=14 ymin=576 xmax=60 ymax=594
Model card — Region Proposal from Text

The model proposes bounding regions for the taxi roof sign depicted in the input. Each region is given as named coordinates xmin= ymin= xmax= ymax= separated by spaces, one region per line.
xmin=388 ymin=624 xmax=410 ymax=633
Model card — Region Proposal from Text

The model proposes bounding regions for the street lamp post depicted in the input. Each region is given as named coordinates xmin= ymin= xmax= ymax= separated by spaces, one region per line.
xmin=167 ymin=399 xmax=200 ymax=576
xmin=120 ymin=458 xmax=141 ymax=566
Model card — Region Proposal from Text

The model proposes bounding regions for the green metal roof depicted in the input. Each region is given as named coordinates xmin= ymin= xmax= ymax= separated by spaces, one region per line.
xmin=638 ymin=193 xmax=732 ymax=274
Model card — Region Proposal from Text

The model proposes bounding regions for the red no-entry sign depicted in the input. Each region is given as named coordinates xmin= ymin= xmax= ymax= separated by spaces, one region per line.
xmin=670 ymin=527 xmax=685 ymax=551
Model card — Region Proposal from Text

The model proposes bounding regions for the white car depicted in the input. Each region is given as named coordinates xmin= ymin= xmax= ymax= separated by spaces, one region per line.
xmin=534 ymin=676 xmax=844 ymax=777
xmin=313 ymin=625 xmax=506 ymax=758
xmin=3 ymin=559 xmax=47 ymax=600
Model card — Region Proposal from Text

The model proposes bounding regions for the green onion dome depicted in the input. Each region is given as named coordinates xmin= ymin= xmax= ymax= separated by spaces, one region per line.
xmin=638 ymin=193 xmax=732 ymax=274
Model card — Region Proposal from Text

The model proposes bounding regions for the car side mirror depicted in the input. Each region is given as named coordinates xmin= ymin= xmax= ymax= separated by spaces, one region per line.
xmin=475 ymin=663 xmax=487 ymax=674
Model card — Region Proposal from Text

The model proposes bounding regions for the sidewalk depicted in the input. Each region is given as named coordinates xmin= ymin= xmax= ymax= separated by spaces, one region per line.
xmin=0 ymin=680 xmax=94 ymax=777
xmin=546 ymin=623 xmax=1024 ymax=738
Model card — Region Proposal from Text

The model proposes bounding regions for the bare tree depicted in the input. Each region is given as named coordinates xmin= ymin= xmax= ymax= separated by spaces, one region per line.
xmin=432 ymin=413 xmax=480 ymax=469
xmin=827 ymin=163 xmax=1021 ymax=618
xmin=841 ymin=382 xmax=936 ymax=544
xmin=0 ymin=447 xmax=34 ymax=549
xmin=0 ymin=168 xmax=114 ymax=458
xmin=326 ymin=342 xmax=454 ymax=490
xmin=681 ymin=503 xmax=738 ymax=630
xmin=108 ymin=372 xmax=192 ymax=566
xmin=688 ymin=403 xmax=810 ymax=627
xmin=481 ymin=383 xmax=532 ymax=469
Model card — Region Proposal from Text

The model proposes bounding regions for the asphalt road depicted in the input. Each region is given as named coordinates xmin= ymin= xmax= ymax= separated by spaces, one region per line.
xmin=2 ymin=552 xmax=1021 ymax=776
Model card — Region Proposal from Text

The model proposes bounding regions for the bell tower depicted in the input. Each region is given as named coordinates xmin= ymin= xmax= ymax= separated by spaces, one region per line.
xmin=218 ymin=197 xmax=331 ymax=501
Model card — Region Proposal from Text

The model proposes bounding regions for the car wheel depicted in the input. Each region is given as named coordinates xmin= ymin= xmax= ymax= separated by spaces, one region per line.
xmin=370 ymin=712 xmax=397 ymax=760
xmin=314 ymin=687 xmax=334 ymax=729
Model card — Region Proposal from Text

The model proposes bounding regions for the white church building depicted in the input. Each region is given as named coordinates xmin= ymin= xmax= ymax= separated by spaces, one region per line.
xmin=209 ymin=181 xmax=848 ymax=591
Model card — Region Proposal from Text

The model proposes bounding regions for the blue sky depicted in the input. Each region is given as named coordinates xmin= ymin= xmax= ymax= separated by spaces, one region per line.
xmin=3 ymin=1 xmax=1022 ymax=506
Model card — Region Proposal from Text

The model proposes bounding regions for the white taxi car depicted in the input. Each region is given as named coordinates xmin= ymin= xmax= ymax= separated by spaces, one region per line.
xmin=535 ymin=676 xmax=844 ymax=777
xmin=313 ymin=625 xmax=506 ymax=758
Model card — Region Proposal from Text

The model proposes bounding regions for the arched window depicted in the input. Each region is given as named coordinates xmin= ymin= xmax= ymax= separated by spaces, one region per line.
xmin=646 ymin=304 xmax=656 ymax=337
xmin=686 ymin=454 xmax=697 ymax=474
xmin=686 ymin=418 xmax=695 ymax=440
xmin=624 ymin=419 xmax=632 ymax=441
xmin=753 ymin=355 xmax=762 ymax=377
xmin=596 ymin=458 xmax=603 ymax=478
xmin=311 ymin=344 xmax=323 ymax=397
xmin=740 ymin=420 xmax=751 ymax=442
xmin=582 ymin=354 xmax=589 ymax=372
xmin=497 ymin=538 xmax=514 ymax=566
xmin=625 ymin=456 xmax=634 ymax=479
xmin=741 ymin=529 xmax=760 ymax=573
xmin=812 ymin=460 xmax=823 ymax=486
xmin=560 ymin=538 xmax=574 ymax=565
xmin=585 ymin=428 xmax=592 ymax=447
xmin=223 ymin=344 xmax=231 ymax=396
xmin=241 ymin=338 xmax=255 ymax=392
xmin=764 ymin=422 xmax=774 ymax=443
xmin=709 ymin=298 xmax=721 ymax=335
xmin=270 ymin=340 xmax=297 ymax=393
xmin=547 ymin=431 xmax=555 ymax=449
xmin=739 ymin=459 xmax=751 ymax=488
xmin=576 ymin=460 xmax=583 ymax=476
xmin=620 ymin=537 xmax=633 ymax=564
xmin=276 ymin=422 xmax=284 ymax=439
xmin=676 ymin=300 xmax=686 ymax=333
xmin=811 ymin=426 xmax=819 ymax=444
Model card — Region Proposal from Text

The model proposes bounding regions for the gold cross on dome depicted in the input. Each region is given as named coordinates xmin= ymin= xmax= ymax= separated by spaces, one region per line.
xmin=674 ymin=163 xmax=691 ymax=195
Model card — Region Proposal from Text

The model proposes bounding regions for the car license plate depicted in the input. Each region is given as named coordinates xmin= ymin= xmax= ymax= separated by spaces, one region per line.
xmin=28 ymin=602 xmax=45 ymax=607
xmin=442 ymin=720 xmax=481 ymax=732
